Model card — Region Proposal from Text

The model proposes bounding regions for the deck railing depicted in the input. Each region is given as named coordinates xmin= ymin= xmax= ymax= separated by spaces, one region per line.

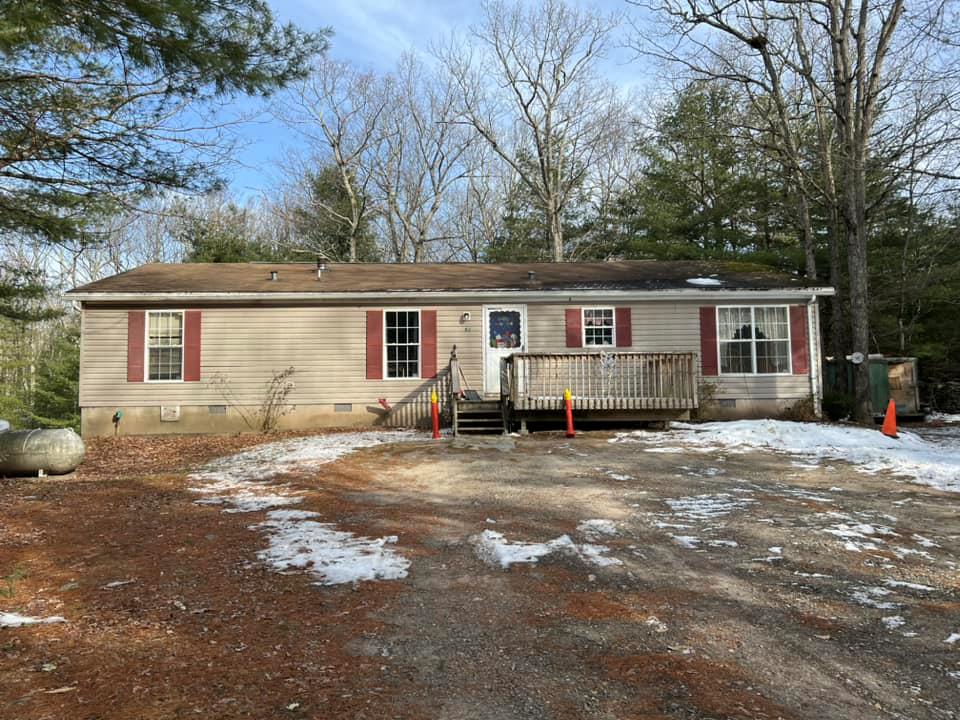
xmin=501 ymin=352 xmax=699 ymax=411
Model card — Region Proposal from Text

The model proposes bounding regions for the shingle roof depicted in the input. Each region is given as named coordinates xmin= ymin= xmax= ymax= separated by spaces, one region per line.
xmin=68 ymin=260 xmax=830 ymax=295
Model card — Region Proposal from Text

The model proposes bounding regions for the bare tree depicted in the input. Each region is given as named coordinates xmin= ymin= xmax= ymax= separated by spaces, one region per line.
xmin=276 ymin=59 xmax=388 ymax=261
xmin=445 ymin=143 xmax=512 ymax=261
xmin=439 ymin=0 xmax=626 ymax=262
xmin=372 ymin=54 xmax=477 ymax=262
xmin=634 ymin=0 xmax=960 ymax=422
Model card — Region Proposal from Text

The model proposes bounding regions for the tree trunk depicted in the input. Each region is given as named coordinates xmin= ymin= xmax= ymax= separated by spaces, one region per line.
xmin=845 ymin=170 xmax=872 ymax=423
xmin=796 ymin=190 xmax=817 ymax=280
xmin=548 ymin=202 xmax=564 ymax=262
xmin=826 ymin=210 xmax=848 ymax=394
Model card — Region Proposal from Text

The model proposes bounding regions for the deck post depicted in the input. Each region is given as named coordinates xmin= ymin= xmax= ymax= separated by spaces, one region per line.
xmin=450 ymin=346 xmax=460 ymax=436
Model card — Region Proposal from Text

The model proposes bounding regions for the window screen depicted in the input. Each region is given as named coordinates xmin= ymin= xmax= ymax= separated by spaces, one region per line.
xmin=718 ymin=306 xmax=790 ymax=374
xmin=147 ymin=311 xmax=183 ymax=381
xmin=385 ymin=311 xmax=419 ymax=378
xmin=583 ymin=308 xmax=614 ymax=346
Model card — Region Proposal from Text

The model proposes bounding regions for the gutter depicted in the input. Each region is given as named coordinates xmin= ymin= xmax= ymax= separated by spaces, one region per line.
xmin=808 ymin=294 xmax=822 ymax=417
xmin=67 ymin=287 xmax=837 ymax=304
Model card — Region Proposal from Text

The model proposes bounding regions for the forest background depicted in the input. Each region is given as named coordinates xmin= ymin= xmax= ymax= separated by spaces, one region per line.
xmin=3 ymin=0 xmax=959 ymax=430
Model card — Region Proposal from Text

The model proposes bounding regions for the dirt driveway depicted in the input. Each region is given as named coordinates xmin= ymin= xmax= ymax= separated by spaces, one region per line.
xmin=1 ymin=429 xmax=958 ymax=719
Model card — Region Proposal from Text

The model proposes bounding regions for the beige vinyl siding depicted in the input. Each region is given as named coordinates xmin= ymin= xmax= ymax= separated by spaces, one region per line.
xmin=80 ymin=305 xmax=481 ymax=407
xmin=80 ymin=298 xmax=816 ymax=410
xmin=524 ymin=301 xmax=812 ymax=402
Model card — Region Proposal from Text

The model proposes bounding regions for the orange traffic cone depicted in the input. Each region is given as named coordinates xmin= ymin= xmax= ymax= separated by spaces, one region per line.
xmin=881 ymin=399 xmax=898 ymax=438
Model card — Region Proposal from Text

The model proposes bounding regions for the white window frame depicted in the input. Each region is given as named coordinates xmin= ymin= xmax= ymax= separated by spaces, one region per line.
xmin=144 ymin=309 xmax=185 ymax=383
xmin=582 ymin=307 xmax=616 ymax=347
xmin=383 ymin=309 xmax=421 ymax=380
xmin=716 ymin=305 xmax=792 ymax=376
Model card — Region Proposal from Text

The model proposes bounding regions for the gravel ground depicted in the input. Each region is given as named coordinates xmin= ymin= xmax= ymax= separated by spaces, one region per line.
xmin=1 ymin=429 xmax=958 ymax=719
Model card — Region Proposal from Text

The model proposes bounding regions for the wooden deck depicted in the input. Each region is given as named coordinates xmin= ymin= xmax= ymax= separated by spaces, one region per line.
xmin=501 ymin=352 xmax=699 ymax=412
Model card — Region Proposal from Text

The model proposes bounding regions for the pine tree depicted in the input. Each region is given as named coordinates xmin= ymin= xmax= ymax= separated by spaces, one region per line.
xmin=0 ymin=0 xmax=329 ymax=316
xmin=30 ymin=323 xmax=81 ymax=431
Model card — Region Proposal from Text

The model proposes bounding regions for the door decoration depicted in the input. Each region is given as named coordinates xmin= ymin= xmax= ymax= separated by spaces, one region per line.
xmin=489 ymin=310 xmax=522 ymax=349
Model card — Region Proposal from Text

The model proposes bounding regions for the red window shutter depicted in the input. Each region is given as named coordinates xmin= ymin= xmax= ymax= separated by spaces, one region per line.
xmin=421 ymin=310 xmax=438 ymax=378
xmin=699 ymin=307 xmax=719 ymax=376
xmin=127 ymin=311 xmax=145 ymax=382
xmin=789 ymin=305 xmax=810 ymax=375
xmin=184 ymin=310 xmax=202 ymax=382
xmin=565 ymin=308 xmax=582 ymax=348
xmin=615 ymin=307 xmax=632 ymax=347
xmin=366 ymin=310 xmax=383 ymax=380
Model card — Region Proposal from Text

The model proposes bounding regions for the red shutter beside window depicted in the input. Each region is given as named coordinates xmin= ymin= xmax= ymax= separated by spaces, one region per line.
xmin=421 ymin=310 xmax=438 ymax=378
xmin=699 ymin=306 xmax=718 ymax=376
xmin=127 ymin=311 xmax=145 ymax=382
xmin=184 ymin=310 xmax=202 ymax=382
xmin=565 ymin=308 xmax=582 ymax=348
xmin=366 ymin=310 xmax=383 ymax=380
xmin=789 ymin=305 xmax=810 ymax=375
xmin=615 ymin=307 xmax=632 ymax=347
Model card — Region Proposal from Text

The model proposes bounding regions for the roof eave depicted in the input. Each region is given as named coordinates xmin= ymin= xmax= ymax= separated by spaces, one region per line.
xmin=67 ymin=286 xmax=836 ymax=303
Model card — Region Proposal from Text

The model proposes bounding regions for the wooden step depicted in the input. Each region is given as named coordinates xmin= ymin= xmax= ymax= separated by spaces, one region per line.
xmin=456 ymin=401 xmax=502 ymax=414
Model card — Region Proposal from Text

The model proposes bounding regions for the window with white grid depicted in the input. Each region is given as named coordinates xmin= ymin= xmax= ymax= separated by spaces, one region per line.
xmin=583 ymin=308 xmax=615 ymax=346
xmin=385 ymin=310 xmax=420 ymax=378
xmin=147 ymin=311 xmax=184 ymax=381
xmin=717 ymin=306 xmax=790 ymax=375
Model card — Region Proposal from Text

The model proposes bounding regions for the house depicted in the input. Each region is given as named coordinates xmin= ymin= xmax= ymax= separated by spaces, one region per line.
xmin=66 ymin=261 xmax=835 ymax=436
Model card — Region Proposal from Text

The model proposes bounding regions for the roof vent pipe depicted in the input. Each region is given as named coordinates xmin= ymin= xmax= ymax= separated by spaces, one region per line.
xmin=527 ymin=270 xmax=536 ymax=281
xmin=269 ymin=270 xmax=278 ymax=281
xmin=316 ymin=256 xmax=327 ymax=279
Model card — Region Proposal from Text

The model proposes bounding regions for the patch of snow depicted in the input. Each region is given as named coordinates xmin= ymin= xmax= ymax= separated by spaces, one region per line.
xmin=192 ymin=431 xmax=423 ymax=485
xmin=823 ymin=522 xmax=899 ymax=553
xmin=472 ymin=530 xmax=621 ymax=569
xmin=707 ymin=539 xmax=739 ymax=548
xmin=665 ymin=492 xmax=756 ymax=521
xmin=0 ymin=612 xmax=66 ymax=628
xmin=945 ymin=633 xmax=960 ymax=644
xmin=884 ymin=579 xmax=935 ymax=592
xmin=912 ymin=534 xmax=940 ymax=548
xmin=652 ymin=521 xmax=693 ymax=530
xmin=645 ymin=616 xmax=669 ymax=633
xmin=671 ymin=535 xmax=701 ymax=549
xmin=266 ymin=509 xmax=320 ymax=521
xmin=189 ymin=431 xmax=422 ymax=512
xmin=927 ymin=412 xmax=960 ymax=424
xmin=577 ymin=519 xmax=618 ymax=538
xmin=613 ymin=420 xmax=960 ymax=493
xmin=253 ymin=511 xmax=410 ymax=586
xmin=186 ymin=432 xmax=422 ymax=585
xmin=221 ymin=493 xmax=304 ymax=514
xmin=577 ymin=543 xmax=624 ymax=568
xmin=101 ymin=579 xmax=136 ymax=589
xmin=882 ymin=615 xmax=906 ymax=630
xmin=851 ymin=586 xmax=898 ymax=610
xmin=686 ymin=277 xmax=723 ymax=286
xmin=891 ymin=546 xmax=935 ymax=561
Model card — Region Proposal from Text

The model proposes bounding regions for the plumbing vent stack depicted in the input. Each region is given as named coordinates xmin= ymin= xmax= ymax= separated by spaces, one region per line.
xmin=269 ymin=270 xmax=279 ymax=281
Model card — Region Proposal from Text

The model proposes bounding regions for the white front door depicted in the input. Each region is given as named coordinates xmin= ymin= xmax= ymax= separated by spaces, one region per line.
xmin=483 ymin=305 xmax=526 ymax=395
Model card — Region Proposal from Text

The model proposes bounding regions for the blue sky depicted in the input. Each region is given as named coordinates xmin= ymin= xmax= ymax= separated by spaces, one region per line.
xmin=225 ymin=0 xmax=651 ymax=198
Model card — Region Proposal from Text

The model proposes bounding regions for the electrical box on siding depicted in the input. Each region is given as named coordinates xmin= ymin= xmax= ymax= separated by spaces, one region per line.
xmin=160 ymin=405 xmax=181 ymax=422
